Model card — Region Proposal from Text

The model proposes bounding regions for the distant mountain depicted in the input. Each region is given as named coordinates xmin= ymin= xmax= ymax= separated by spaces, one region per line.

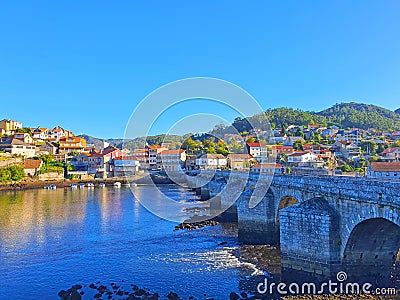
xmin=396 ymin=108 xmax=400 ymax=114
xmin=78 ymin=134 xmax=125 ymax=149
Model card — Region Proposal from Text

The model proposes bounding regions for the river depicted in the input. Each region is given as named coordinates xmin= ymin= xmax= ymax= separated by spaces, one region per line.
xmin=0 ymin=185 xmax=278 ymax=300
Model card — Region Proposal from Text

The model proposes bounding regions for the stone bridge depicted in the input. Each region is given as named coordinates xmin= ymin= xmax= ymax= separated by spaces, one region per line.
xmin=187 ymin=171 xmax=400 ymax=284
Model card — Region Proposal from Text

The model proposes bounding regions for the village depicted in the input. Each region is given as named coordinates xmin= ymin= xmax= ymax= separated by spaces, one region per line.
xmin=1 ymin=118 xmax=400 ymax=182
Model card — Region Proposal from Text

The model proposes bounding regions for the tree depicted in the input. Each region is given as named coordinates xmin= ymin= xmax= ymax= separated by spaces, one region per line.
xmin=246 ymin=137 xmax=255 ymax=143
xmin=360 ymin=140 xmax=377 ymax=155
xmin=9 ymin=165 xmax=25 ymax=181
xmin=0 ymin=165 xmax=25 ymax=182
xmin=38 ymin=153 xmax=54 ymax=164
xmin=293 ymin=140 xmax=304 ymax=151
xmin=340 ymin=164 xmax=354 ymax=172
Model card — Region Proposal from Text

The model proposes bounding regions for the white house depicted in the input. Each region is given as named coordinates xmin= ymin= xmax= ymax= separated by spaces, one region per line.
xmin=195 ymin=153 xmax=227 ymax=169
xmin=287 ymin=151 xmax=320 ymax=167
xmin=13 ymin=133 xmax=34 ymax=145
xmin=0 ymin=139 xmax=36 ymax=157
xmin=246 ymin=142 xmax=267 ymax=163
xmin=380 ymin=147 xmax=400 ymax=162
xmin=113 ymin=157 xmax=140 ymax=177
xmin=251 ymin=163 xmax=283 ymax=174
xmin=368 ymin=162 xmax=400 ymax=179
xmin=31 ymin=127 xmax=48 ymax=141
xmin=159 ymin=149 xmax=186 ymax=171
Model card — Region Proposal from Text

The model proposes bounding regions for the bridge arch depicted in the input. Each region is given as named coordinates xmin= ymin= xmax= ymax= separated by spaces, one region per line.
xmin=342 ymin=217 xmax=400 ymax=285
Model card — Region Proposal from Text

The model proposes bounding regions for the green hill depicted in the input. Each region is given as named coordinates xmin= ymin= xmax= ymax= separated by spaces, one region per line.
xmin=318 ymin=102 xmax=400 ymax=130
xmin=229 ymin=102 xmax=400 ymax=133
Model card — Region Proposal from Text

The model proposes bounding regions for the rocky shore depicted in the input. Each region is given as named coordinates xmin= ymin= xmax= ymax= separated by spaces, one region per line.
xmin=58 ymin=281 xmax=399 ymax=300
xmin=57 ymin=281 xmax=254 ymax=300
xmin=173 ymin=219 xmax=219 ymax=231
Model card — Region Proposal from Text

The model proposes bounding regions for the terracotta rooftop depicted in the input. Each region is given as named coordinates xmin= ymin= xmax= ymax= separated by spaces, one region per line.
xmin=247 ymin=142 xmax=266 ymax=147
xmin=370 ymin=162 xmax=400 ymax=172
xmin=24 ymin=159 xmax=42 ymax=169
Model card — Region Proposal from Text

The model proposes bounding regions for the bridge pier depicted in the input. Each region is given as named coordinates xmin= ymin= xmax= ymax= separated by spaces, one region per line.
xmin=237 ymin=191 xmax=277 ymax=245
xmin=280 ymin=197 xmax=341 ymax=280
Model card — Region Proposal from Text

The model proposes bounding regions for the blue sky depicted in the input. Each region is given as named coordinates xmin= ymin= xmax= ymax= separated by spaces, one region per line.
xmin=1 ymin=1 xmax=400 ymax=138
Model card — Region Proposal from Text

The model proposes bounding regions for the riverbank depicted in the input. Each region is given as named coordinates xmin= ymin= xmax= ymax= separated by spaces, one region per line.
xmin=0 ymin=174 xmax=148 ymax=191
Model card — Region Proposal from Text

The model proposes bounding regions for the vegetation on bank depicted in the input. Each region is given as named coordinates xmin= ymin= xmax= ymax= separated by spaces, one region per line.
xmin=36 ymin=154 xmax=72 ymax=174
xmin=0 ymin=165 xmax=25 ymax=183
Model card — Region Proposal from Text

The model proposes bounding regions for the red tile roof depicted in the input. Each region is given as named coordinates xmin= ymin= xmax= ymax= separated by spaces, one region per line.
xmin=159 ymin=149 xmax=185 ymax=155
xmin=289 ymin=151 xmax=310 ymax=157
xmin=371 ymin=162 xmax=400 ymax=172
xmin=24 ymin=159 xmax=42 ymax=169
xmin=247 ymin=142 xmax=266 ymax=147
xmin=382 ymin=147 xmax=400 ymax=154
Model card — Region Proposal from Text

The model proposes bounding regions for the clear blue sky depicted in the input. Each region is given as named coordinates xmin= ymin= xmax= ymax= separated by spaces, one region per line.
xmin=1 ymin=1 xmax=400 ymax=138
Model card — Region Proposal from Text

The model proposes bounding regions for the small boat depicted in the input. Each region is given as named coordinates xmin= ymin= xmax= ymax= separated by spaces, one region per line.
xmin=99 ymin=183 xmax=106 ymax=188
xmin=48 ymin=184 xmax=57 ymax=190
xmin=70 ymin=183 xmax=78 ymax=189
xmin=43 ymin=186 xmax=48 ymax=189
xmin=113 ymin=182 xmax=121 ymax=188
xmin=87 ymin=182 xmax=94 ymax=188
xmin=122 ymin=183 xmax=130 ymax=187
xmin=131 ymin=182 xmax=137 ymax=187
xmin=79 ymin=183 xmax=85 ymax=189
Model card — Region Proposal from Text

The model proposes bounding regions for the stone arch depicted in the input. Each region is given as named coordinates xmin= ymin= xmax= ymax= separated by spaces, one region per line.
xmin=342 ymin=217 xmax=400 ymax=286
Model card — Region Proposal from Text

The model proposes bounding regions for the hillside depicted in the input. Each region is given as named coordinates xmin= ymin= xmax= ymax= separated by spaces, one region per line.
xmin=229 ymin=102 xmax=400 ymax=133
xmin=396 ymin=108 xmax=400 ymax=114
xmin=318 ymin=102 xmax=400 ymax=130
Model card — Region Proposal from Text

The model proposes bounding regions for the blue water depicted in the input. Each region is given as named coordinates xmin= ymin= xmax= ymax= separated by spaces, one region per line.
xmin=0 ymin=185 xmax=259 ymax=300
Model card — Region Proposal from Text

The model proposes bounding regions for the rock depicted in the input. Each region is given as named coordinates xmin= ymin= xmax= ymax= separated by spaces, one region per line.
xmin=58 ymin=290 xmax=68 ymax=299
xmin=68 ymin=290 xmax=82 ymax=300
xmin=131 ymin=284 xmax=139 ymax=291
xmin=135 ymin=289 xmax=146 ymax=296
xmin=79 ymin=291 xmax=84 ymax=295
xmin=89 ymin=283 xmax=97 ymax=289
xmin=229 ymin=292 xmax=240 ymax=300
xmin=116 ymin=290 xmax=124 ymax=296
xmin=93 ymin=293 xmax=102 ymax=298
xmin=71 ymin=284 xmax=82 ymax=290
xmin=217 ymin=241 xmax=228 ymax=246
xmin=240 ymin=292 xmax=248 ymax=298
xmin=167 ymin=291 xmax=179 ymax=300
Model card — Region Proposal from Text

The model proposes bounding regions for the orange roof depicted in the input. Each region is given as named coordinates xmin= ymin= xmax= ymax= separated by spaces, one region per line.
xmin=247 ymin=142 xmax=266 ymax=147
xmin=149 ymin=145 xmax=164 ymax=149
xmin=159 ymin=149 xmax=185 ymax=155
xmin=24 ymin=159 xmax=42 ymax=169
xmin=371 ymin=162 xmax=400 ymax=172
xmin=289 ymin=151 xmax=310 ymax=157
